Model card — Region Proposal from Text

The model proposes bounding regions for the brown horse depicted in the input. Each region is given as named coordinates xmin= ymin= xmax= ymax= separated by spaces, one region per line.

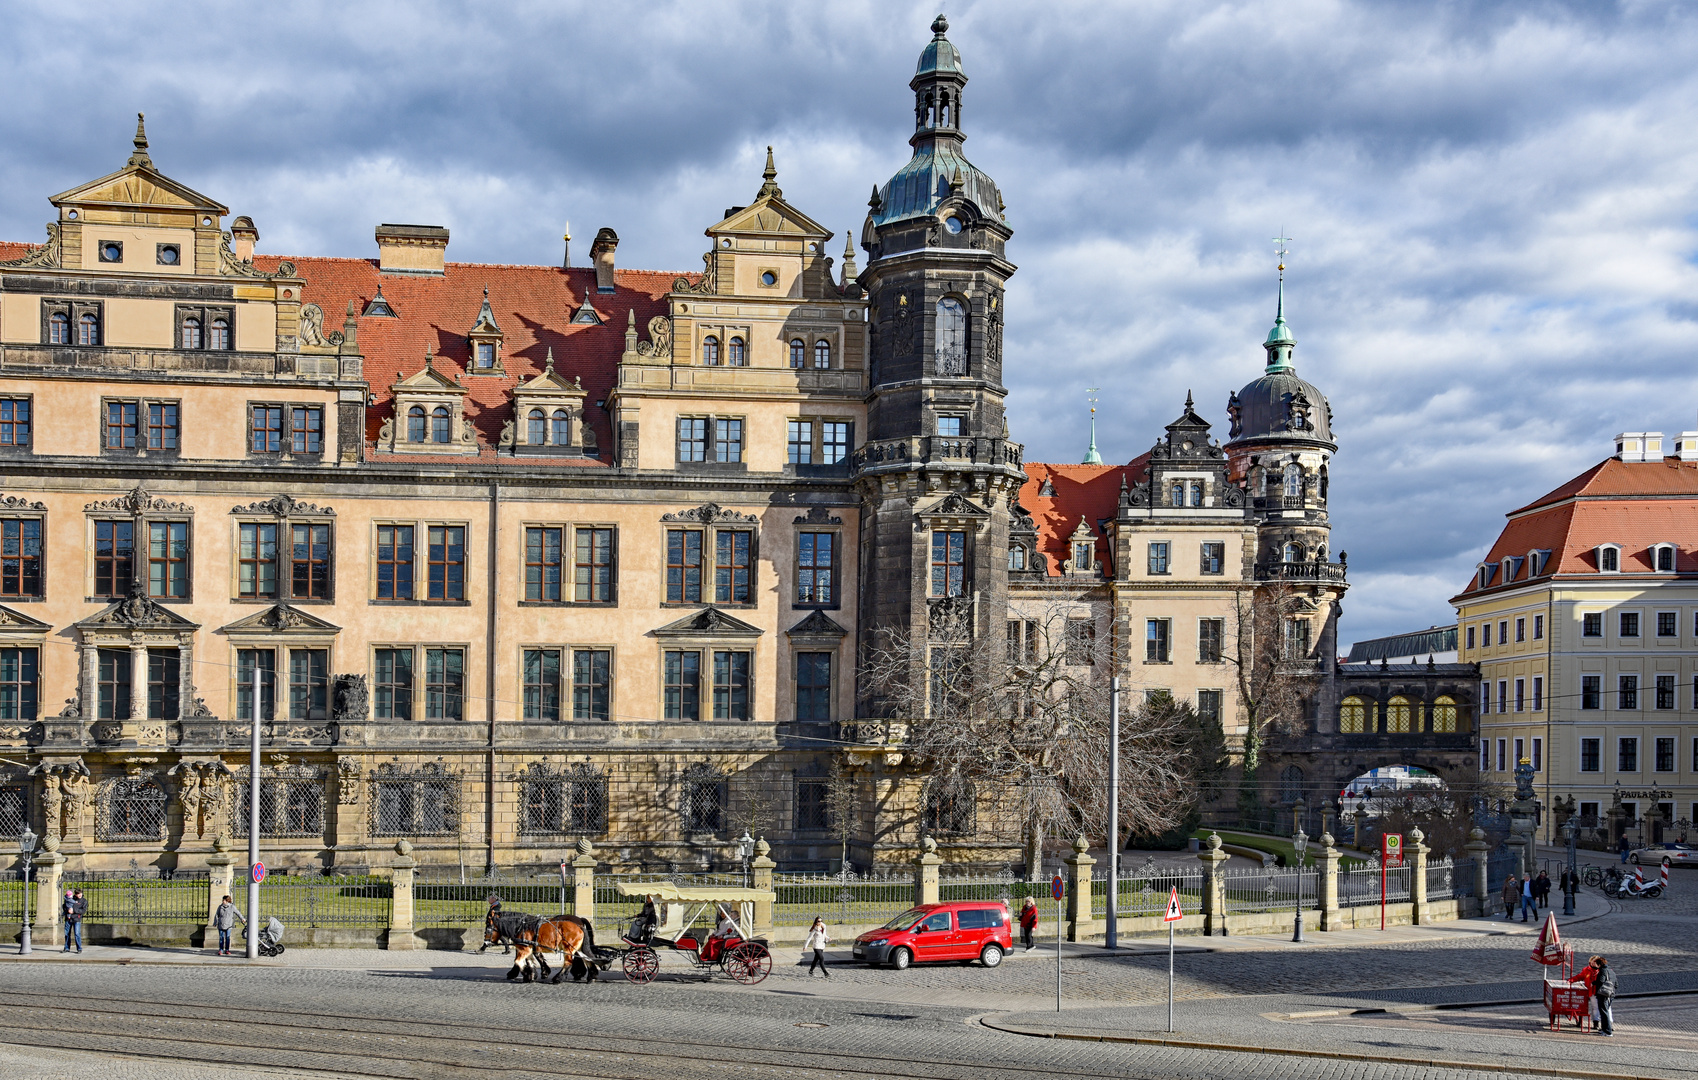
xmin=482 ymin=910 xmax=599 ymax=984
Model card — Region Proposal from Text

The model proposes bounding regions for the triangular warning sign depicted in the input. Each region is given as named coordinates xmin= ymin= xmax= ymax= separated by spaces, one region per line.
xmin=1164 ymin=886 xmax=1184 ymax=922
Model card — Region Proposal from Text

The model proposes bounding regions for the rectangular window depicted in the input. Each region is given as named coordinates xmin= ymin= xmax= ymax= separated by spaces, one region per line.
xmin=1659 ymin=611 xmax=1678 ymax=637
xmin=1480 ymin=739 xmax=1489 ymax=771
xmin=797 ymin=532 xmax=834 ymax=604
xmin=0 ymin=647 xmax=38 ymax=722
xmin=1581 ymin=675 xmax=1600 ymax=710
xmin=376 ymin=525 xmax=414 ymax=600
xmin=930 ymin=530 xmax=965 ymax=597
xmin=1482 ymin=624 xmax=1492 ymax=647
xmin=572 ymin=649 xmax=611 ymax=721
xmin=788 ymin=420 xmax=814 ymax=464
xmin=663 ymin=650 xmax=700 ymax=721
xmin=1197 ymin=688 xmax=1222 ymax=725
xmin=795 ymin=779 xmax=829 ymax=831
xmin=97 ymin=647 xmax=131 ymax=720
xmin=1498 ymin=620 xmax=1508 ymax=644
xmin=288 ymin=648 xmax=327 ymax=721
xmin=1496 ymin=738 xmax=1506 ymax=771
xmin=821 ymin=422 xmax=850 ymax=465
xmin=1147 ymin=542 xmax=1170 ymax=575
xmin=235 ymin=649 xmax=276 ymax=721
xmin=1657 ymin=674 xmax=1676 ymax=709
xmin=147 ymin=521 xmax=189 ymax=599
xmin=1466 ymin=626 xmax=1476 ymax=650
xmin=250 ymin=406 xmax=283 ymax=454
xmin=1146 ymin=618 xmax=1170 ymax=663
xmin=0 ymin=519 xmax=42 ymax=599
xmin=666 ymin=529 xmax=703 ymax=603
xmin=424 ymin=648 xmax=464 ymax=720
xmin=1198 ymin=618 xmax=1223 ymax=663
xmin=1580 ymin=737 xmax=1600 ymax=772
xmin=676 ymin=417 xmax=706 ymax=462
xmin=712 ymin=650 xmax=751 ymax=720
xmin=1514 ymin=737 xmax=1525 ymax=767
xmin=1515 ymin=618 xmax=1525 ymax=642
xmin=146 ymin=403 xmax=178 ymax=451
xmin=1199 ymin=542 xmax=1224 ymax=575
xmin=94 ymin=520 xmax=134 ymax=598
xmin=1619 ymin=674 xmax=1639 ymax=710
xmin=714 ymin=418 xmax=742 ymax=463
xmin=374 ymin=647 xmax=413 ymax=720
xmin=1655 ymin=736 xmax=1675 ymax=772
xmin=1620 ymin=612 xmax=1640 ymax=638
xmin=289 ymin=522 xmax=330 ymax=599
xmin=238 ymin=522 xmax=278 ymax=597
xmin=1481 ymin=681 xmax=1491 ymax=713
xmin=1514 ymin=678 xmax=1525 ymax=712
xmin=1284 ymin=619 xmax=1311 ymax=661
xmin=0 ymin=399 xmax=31 ymax=448
xmin=1583 ymin=613 xmax=1602 ymax=637
xmin=1065 ymin=618 xmax=1095 ymax=665
xmin=1497 ymin=679 xmax=1508 ymax=713
xmin=1533 ymin=675 xmax=1543 ymax=712
xmin=427 ymin=526 xmax=465 ymax=601
xmin=525 ymin=527 xmax=564 ymax=602
xmin=523 ymin=648 xmax=560 ymax=721
xmin=290 ymin=406 xmax=323 ymax=455
xmin=106 ymin=401 xmax=137 ymax=449
xmin=574 ymin=527 xmax=614 ymax=602
xmin=1533 ymin=615 xmax=1544 ymax=640
xmin=1619 ymin=736 xmax=1639 ymax=773
xmin=795 ymin=652 xmax=831 ymax=722
xmin=936 ymin=416 xmax=962 ymax=438
xmin=714 ymin=530 xmax=751 ymax=603
xmin=1532 ymin=736 xmax=1543 ymax=772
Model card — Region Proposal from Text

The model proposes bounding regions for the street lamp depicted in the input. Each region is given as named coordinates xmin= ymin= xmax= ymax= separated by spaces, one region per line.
xmin=17 ymin=824 xmax=36 ymax=955
xmin=1291 ymin=828 xmax=1308 ymax=943
xmin=736 ymin=830 xmax=754 ymax=889
xmin=1559 ymin=817 xmax=1577 ymax=916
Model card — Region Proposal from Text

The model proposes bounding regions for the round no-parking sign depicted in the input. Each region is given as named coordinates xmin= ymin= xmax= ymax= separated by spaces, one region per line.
xmin=1051 ymin=874 xmax=1064 ymax=902
xmin=251 ymin=861 xmax=267 ymax=884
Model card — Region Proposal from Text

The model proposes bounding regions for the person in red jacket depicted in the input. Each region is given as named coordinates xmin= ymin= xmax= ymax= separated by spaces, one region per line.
xmin=1574 ymin=955 xmax=1601 ymax=1029
xmin=1019 ymin=897 xmax=1039 ymax=951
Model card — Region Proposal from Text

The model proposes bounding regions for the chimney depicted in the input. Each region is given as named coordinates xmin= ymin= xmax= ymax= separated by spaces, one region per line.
xmin=590 ymin=227 xmax=619 ymax=293
xmin=1614 ymin=432 xmax=1663 ymax=463
xmin=231 ymin=216 xmax=259 ymax=263
xmin=376 ymin=223 xmax=449 ymax=276
xmin=1678 ymin=431 xmax=1698 ymax=462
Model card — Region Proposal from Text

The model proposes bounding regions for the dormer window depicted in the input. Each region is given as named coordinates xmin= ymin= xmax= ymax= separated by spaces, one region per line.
xmin=1503 ymin=556 xmax=1523 ymax=582
xmin=430 ymin=407 xmax=451 ymax=443
xmin=1188 ymin=481 xmax=1203 ymax=507
xmin=1008 ymin=544 xmax=1025 ymax=571
xmin=465 ymin=287 xmax=504 ymax=373
xmin=527 ymin=410 xmax=546 ymax=445
xmin=408 ymin=407 xmax=426 ymax=442
xmin=476 ymin=342 xmax=496 ymax=368
xmin=1477 ymin=563 xmax=1497 ymax=589
xmin=1653 ymin=543 xmax=1677 ymax=572
xmin=384 ymin=350 xmax=475 ymax=456
xmin=1170 ymin=483 xmax=1185 ymax=508
xmin=506 ymin=348 xmax=591 ymax=458
xmin=1597 ymin=544 xmax=1621 ymax=573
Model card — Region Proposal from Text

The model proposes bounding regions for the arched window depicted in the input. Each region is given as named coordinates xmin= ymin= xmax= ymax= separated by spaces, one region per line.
xmin=431 ymin=406 xmax=451 ymax=444
xmin=1386 ymin=695 xmax=1413 ymax=733
xmin=1339 ymin=696 xmax=1366 ymax=733
xmin=1189 ymin=481 xmax=1204 ymax=506
xmin=790 ymin=339 xmax=805 ymax=369
xmin=1008 ymin=544 xmax=1025 ymax=571
xmin=1284 ymin=462 xmax=1302 ymax=498
xmin=1430 ymin=695 xmax=1458 ymax=733
xmin=181 ymin=317 xmax=202 ymax=350
xmin=935 ymin=297 xmax=967 ymax=375
xmin=814 ymin=340 xmax=831 ymax=368
xmin=1283 ymin=541 xmax=1302 ymax=563
xmin=527 ymin=409 xmax=546 ymax=445
xmin=49 ymin=312 xmax=69 ymax=344
xmin=407 ymin=407 xmax=426 ymax=442
xmin=1170 ymin=483 xmax=1184 ymax=507
xmin=702 ymin=335 xmax=719 ymax=365
xmin=1280 ymin=764 xmax=1305 ymax=805
xmin=210 ymin=318 xmax=230 ymax=350
xmin=727 ymin=337 xmax=746 ymax=366
xmin=551 ymin=409 xmax=570 ymax=445
xmin=79 ymin=312 xmax=100 ymax=346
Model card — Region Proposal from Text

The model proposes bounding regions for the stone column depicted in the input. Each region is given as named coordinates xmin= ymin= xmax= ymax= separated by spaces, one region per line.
xmin=33 ymin=837 xmax=65 ymax=949
xmin=1465 ymin=827 xmax=1492 ymax=917
xmin=79 ymin=644 xmax=98 ymax=726
xmin=205 ymin=833 xmax=233 ymax=949
xmin=1409 ymin=827 xmax=1429 ymax=926
xmin=914 ymin=835 xmax=941 ymax=907
xmin=386 ymin=839 xmax=421 ymax=950
xmin=128 ymin=642 xmax=149 ymax=727
xmin=1505 ymin=833 xmax=1528 ymax=898
xmin=1063 ymin=836 xmax=1096 ymax=942
xmin=1321 ymin=799 xmax=1335 ymax=840
xmin=1197 ymin=832 xmax=1229 ymax=936
xmin=1318 ymin=832 xmax=1342 ymax=931
xmin=750 ymin=837 xmax=776 ymax=935
xmin=573 ymin=838 xmax=597 ymax=922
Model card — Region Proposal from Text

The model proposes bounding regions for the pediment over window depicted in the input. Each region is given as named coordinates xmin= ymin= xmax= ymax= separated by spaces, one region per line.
xmin=653 ymin=606 xmax=764 ymax=638
xmin=220 ymin=604 xmax=341 ymax=635
xmin=661 ymin=503 xmax=760 ymax=525
xmin=786 ymin=610 xmax=847 ymax=639
xmin=382 ymin=350 xmax=478 ymax=455
xmin=0 ymin=604 xmax=52 ymax=631
xmin=77 ymin=586 xmax=199 ymax=631
xmin=916 ymin=491 xmax=989 ymax=530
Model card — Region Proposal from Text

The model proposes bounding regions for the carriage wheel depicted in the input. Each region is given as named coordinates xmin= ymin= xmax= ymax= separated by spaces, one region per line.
xmin=623 ymin=947 xmax=659 ymax=985
xmin=726 ymin=942 xmax=771 ymax=985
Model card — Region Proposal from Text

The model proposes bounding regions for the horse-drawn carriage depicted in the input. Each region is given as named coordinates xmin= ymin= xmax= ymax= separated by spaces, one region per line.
xmin=614 ymin=881 xmax=775 ymax=986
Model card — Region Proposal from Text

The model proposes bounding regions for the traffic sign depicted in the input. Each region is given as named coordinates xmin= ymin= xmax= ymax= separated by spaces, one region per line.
xmin=1164 ymin=887 xmax=1184 ymax=922
xmin=251 ymin=861 xmax=266 ymax=884
xmin=1051 ymin=874 xmax=1064 ymax=902
xmin=1383 ymin=833 xmax=1404 ymax=869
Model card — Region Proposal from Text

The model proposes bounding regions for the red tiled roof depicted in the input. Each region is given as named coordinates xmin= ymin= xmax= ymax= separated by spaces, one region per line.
xmin=1456 ymin=456 xmax=1698 ymax=599
xmin=0 ymin=242 xmax=33 ymax=262
xmin=1017 ymin=457 xmax=1149 ymax=576
xmin=252 ymin=255 xmax=691 ymax=462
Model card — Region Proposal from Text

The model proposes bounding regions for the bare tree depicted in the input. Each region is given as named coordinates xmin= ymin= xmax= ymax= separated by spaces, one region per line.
xmin=1223 ymin=582 xmax=1311 ymax=780
xmin=825 ymin=759 xmax=858 ymax=874
xmin=858 ymin=597 xmax=1198 ymax=877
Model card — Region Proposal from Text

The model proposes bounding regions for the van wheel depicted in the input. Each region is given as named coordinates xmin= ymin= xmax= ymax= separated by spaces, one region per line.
xmin=980 ymin=944 xmax=1004 ymax=968
xmin=890 ymin=947 xmax=912 ymax=971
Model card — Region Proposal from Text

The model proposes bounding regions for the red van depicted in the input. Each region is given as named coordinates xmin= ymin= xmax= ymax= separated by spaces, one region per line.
xmin=851 ymin=901 xmax=1012 ymax=970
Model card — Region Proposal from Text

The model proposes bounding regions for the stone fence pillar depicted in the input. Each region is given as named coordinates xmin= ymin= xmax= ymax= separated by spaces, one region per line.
xmin=1318 ymin=832 xmax=1342 ymax=931
xmin=1409 ymin=827 xmax=1429 ymax=925
xmin=1063 ymin=836 xmax=1096 ymax=941
xmin=573 ymin=838 xmax=597 ymax=923
xmin=1505 ymin=834 xmax=1528 ymax=900
xmin=1465 ymin=827 xmax=1492 ymax=917
xmin=750 ymin=838 xmax=775 ymax=934
xmin=32 ymin=837 xmax=64 ymax=949
xmin=386 ymin=839 xmax=422 ymax=950
xmin=1198 ymin=832 xmax=1229 ymax=936
xmin=914 ymin=836 xmax=941 ymax=907
xmin=205 ymin=834 xmax=233 ymax=950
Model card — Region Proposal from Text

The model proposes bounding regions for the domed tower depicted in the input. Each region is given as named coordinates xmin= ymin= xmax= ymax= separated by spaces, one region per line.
xmin=854 ymin=15 xmax=1025 ymax=711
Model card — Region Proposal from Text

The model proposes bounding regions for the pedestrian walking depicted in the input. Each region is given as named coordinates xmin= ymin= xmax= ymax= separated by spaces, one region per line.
xmin=1590 ymin=955 xmax=1617 ymax=1036
xmin=1019 ymin=897 xmax=1039 ymax=950
xmin=212 ymin=894 xmax=245 ymax=956
xmin=61 ymin=888 xmax=86 ymax=953
xmin=1559 ymin=867 xmax=1579 ymax=906
xmin=1618 ymin=834 xmax=1632 ymax=864
xmin=1534 ymin=870 xmax=1551 ymax=911
xmin=1501 ymin=873 xmax=1520 ymax=920
xmin=1520 ymin=876 xmax=1536 ymax=922
xmin=804 ymin=917 xmax=830 ymax=978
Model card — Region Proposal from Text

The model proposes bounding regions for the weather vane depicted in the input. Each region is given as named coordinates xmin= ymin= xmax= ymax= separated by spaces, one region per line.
xmin=1086 ymin=388 xmax=1099 ymax=418
xmin=1272 ymin=232 xmax=1291 ymax=279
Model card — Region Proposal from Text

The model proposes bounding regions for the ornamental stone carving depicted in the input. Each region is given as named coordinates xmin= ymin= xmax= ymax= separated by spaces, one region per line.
xmin=230 ymin=494 xmax=335 ymax=517
xmin=84 ymin=485 xmax=192 ymax=515
xmin=661 ymin=503 xmax=760 ymax=525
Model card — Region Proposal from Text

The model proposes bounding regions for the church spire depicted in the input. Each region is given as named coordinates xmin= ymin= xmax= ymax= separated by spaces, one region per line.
xmin=128 ymin=112 xmax=153 ymax=169
xmin=1264 ymin=233 xmax=1296 ymax=374
xmin=1082 ymin=388 xmax=1103 ymax=465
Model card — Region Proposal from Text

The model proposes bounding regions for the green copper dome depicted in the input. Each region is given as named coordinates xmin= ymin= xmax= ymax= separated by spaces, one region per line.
xmin=917 ymin=14 xmax=963 ymax=75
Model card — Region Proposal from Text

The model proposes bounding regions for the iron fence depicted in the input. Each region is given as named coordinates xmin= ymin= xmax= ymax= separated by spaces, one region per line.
xmin=0 ymin=875 xmax=23 ymax=922
xmin=1426 ymin=857 xmax=1461 ymax=901
xmin=1339 ymin=860 xmax=1411 ymax=907
xmin=63 ymin=875 xmax=204 ymax=924
xmin=1487 ymin=847 xmax=1518 ymax=899
xmin=772 ymin=872 xmax=919 ymax=928
xmin=1219 ymin=864 xmax=1315 ymax=914
xmin=415 ymin=874 xmax=568 ymax=928
xmin=254 ymin=876 xmax=392 ymax=928
xmin=1091 ymin=860 xmax=1206 ymax=919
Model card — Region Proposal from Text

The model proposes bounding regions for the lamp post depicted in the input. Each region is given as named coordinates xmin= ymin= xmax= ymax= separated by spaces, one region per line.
xmin=17 ymin=825 xmax=36 ymax=955
xmin=737 ymin=830 xmax=754 ymax=889
xmin=1559 ymin=817 xmax=1577 ymax=916
xmin=1291 ymin=827 xmax=1308 ymax=943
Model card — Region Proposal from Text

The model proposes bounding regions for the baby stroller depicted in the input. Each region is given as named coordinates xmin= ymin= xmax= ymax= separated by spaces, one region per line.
xmin=242 ymin=916 xmax=287 ymax=957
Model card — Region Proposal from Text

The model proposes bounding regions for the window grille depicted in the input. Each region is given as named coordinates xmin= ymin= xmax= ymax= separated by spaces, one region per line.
xmin=370 ymin=765 xmax=460 ymax=837
xmin=0 ymin=785 xmax=24 ymax=837
xmin=681 ymin=765 xmax=725 ymax=835
xmin=232 ymin=774 xmax=326 ymax=838
xmin=923 ymin=777 xmax=974 ymax=836
xmin=99 ymin=778 xmax=166 ymax=841
xmin=518 ymin=764 xmax=608 ymax=836
xmin=795 ymin=779 xmax=829 ymax=831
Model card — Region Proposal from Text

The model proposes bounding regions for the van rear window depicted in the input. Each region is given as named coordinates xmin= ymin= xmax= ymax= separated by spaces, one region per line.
xmin=956 ymin=908 xmax=1003 ymax=930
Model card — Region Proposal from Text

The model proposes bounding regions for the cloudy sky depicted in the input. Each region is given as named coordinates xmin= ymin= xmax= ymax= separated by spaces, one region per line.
xmin=4 ymin=0 xmax=1697 ymax=647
